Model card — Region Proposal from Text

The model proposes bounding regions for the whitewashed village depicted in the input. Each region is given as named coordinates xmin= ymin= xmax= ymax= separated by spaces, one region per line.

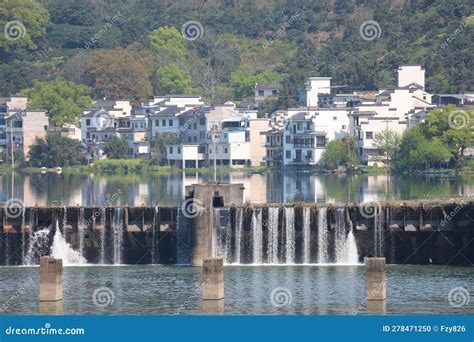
xmin=2 ymin=65 xmax=471 ymax=170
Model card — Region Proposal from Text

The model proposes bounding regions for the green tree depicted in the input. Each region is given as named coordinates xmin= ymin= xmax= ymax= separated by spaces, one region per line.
xmin=103 ymin=136 xmax=130 ymax=159
xmin=0 ymin=0 xmax=50 ymax=52
xmin=319 ymin=138 xmax=359 ymax=169
xmin=85 ymin=48 xmax=152 ymax=101
xmin=155 ymin=64 xmax=198 ymax=95
xmin=27 ymin=134 xmax=84 ymax=167
xmin=18 ymin=77 xmax=93 ymax=126
xmin=395 ymin=127 xmax=451 ymax=172
xmin=373 ymin=129 xmax=402 ymax=167
xmin=146 ymin=26 xmax=188 ymax=62
xmin=422 ymin=105 xmax=474 ymax=163
xmin=230 ymin=64 xmax=281 ymax=99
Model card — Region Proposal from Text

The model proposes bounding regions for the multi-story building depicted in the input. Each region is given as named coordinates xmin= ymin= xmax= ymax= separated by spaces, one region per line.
xmin=349 ymin=65 xmax=435 ymax=165
xmin=5 ymin=109 xmax=49 ymax=160
xmin=254 ymin=83 xmax=281 ymax=107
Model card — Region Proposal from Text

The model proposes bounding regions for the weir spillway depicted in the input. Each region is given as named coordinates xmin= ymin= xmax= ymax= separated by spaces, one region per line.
xmin=0 ymin=200 xmax=473 ymax=266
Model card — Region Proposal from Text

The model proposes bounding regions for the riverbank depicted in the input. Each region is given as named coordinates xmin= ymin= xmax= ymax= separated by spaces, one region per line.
xmin=12 ymin=158 xmax=474 ymax=175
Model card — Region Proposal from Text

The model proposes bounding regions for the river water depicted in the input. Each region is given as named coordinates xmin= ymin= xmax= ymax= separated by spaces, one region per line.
xmin=1 ymin=172 xmax=472 ymax=206
xmin=0 ymin=265 xmax=471 ymax=315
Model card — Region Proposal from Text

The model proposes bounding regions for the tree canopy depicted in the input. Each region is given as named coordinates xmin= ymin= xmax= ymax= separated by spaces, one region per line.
xmin=27 ymin=134 xmax=84 ymax=167
xmin=103 ymin=136 xmax=130 ymax=159
xmin=18 ymin=77 xmax=93 ymax=126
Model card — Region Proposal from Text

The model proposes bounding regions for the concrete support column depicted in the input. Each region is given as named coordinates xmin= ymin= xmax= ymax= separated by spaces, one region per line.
xmin=202 ymin=257 xmax=224 ymax=300
xmin=39 ymin=256 xmax=63 ymax=301
xmin=191 ymin=208 xmax=212 ymax=266
xmin=365 ymin=257 xmax=386 ymax=300
xmin=366 ymin=257 xmax=387 ymax=312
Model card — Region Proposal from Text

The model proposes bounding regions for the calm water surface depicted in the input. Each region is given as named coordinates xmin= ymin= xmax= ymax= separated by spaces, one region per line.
xmin=0 ymin=265 xmax=472 ymax=315
xmin=1 ymin=172 xmax=472 ymax=206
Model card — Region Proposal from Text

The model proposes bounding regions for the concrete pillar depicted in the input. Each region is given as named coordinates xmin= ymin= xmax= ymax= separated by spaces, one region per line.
xmin=39 ymin=257 xmax=63 ymax=301
xmin=192 ymin=208 xmax=212 ymax=266
xmin=365 ymin=257 xmax=386 ymax=301
xmin=202 ymin=257 xmax=224 ymax=300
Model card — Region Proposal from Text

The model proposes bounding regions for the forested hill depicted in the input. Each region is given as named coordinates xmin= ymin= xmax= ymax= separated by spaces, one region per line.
xmin=0 ymin=0 xmax=472 ymax=108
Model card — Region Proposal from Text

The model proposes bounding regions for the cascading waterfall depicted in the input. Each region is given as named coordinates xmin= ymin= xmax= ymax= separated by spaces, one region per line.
xmin=112 ymin=208 xmax=124 ymax=264
xmin=23 ymin=227 xmax=51 ymax=265
xmin=78 ymin=208 xmax=85 ymax=258
xmin=267 ymin=207 xmax=279 ymax=264
xmin=344 ymin=225 xmax=359 ymax=265
xmin=252 ymin=207 xmax=263 ymax=264
xmin=224 ymin=216 xmax=232 ymax=263
xmin=51 ymin=220 xmax=86 ymax=265
xmin=303 ymin=207 xmax=311 ymax=264
xmin=335 ymin=208 xmax=359 ymax=264
xmin=374 ymin=206 xmax=384 ymax=257
xmin=317 ymin=208 xmax=328 ymax=264
xmin=150 ymin=207 xmax=158 ymax=264
xmin=335 ymin=208 xmax=346 ymax=262
xmin=234 ymin=208 xmax=243 ymax=264
xmin=100 ymin=207 xmax=106 ymax=264
xmin=284 ymin=207 xmax=295 ymax=264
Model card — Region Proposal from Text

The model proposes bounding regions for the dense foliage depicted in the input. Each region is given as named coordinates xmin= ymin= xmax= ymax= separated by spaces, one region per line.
xmin=103 ymin=136 xmax=130 ymax=159
xmin=27 ymin=134 xmax=84 ymax=167
xmin=0 ymin=0 xmax=471 ymax=106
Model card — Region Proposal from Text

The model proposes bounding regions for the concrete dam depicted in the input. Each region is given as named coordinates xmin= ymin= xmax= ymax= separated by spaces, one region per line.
xmin=1 ymin=183 xmax=473 ymax=266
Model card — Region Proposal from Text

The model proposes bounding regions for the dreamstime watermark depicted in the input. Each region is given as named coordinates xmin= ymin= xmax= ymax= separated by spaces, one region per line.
xmin=350 ymin=282 xmax=385 ymax=315
xmin=448 ymin=287 xmax=470 ymax=308
xmin=270 ymin=287 xmax=292 ymax=307
xmin=3 ymin=198 xmax=24 ymax=219
xmin=0 ymin=277 xmax=34 ymax=313
xmin=92 ymin=287 xmax=115 ymax=308
xmin=263 ymin=12 xmax=301 ymax=49
xmin=440 ymin=16 xmax=474 ymax=50
xmin=439 ymin=194 xmax=473 ymax=228
xmin=359 ymin=20 xmax=381 ymax=41
xmin=92 ymin=110 xmax=113 ymax=129
xmin=173 ymin=279 xmax=209 ymax=315
xmin=181 ymin=198 xmax=205 ymax=219
xmin=3 ymin=20 xmax=26 ymax=41
xmin=181 ymin=21 xmax=203 ymax=41
xmin=448 ymin=109 xmax=471 ymax=130
xmin=359 ymin=201 xmax=382 ymax=219
xmin=180 ymin=107 xmax=206 ymax=132
xmin=5 ymin=323 xmax=85 ymax=336
xmin=84 ymin=12 xmax=123 ymax=49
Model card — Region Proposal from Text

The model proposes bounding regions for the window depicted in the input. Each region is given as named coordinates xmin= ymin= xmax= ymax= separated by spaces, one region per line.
xmin=272 ymin=90 xmax=278 ymax=96
xmin=155 ymin=120 xmax=159 ymax=127
xmin=286 ymin=136 xmax=291 ymax=143
xmin=169 ymin=146 xmax=173 ymax=154
xmin=86 ymin=132 xmax=90 ymax=138
xmin=162 ymin=119 xmax=166 ymax=126
xmin=333 ymin=116 xmax=337 ymax=121
xmin=177 ymin=147 xmax=181 ymax=154
xmin=366 ymin=132 xmax=373 ymax=140
xmin=306 ymin=122 xmax=311 ymax=130
xmin=258 ymin=90 xmax=264 ymax=96
xmin=193 ymin=123 xmax=197 ymax=129
xmin=342 ymin=125 xmax=346 ymax=130
xmin=200 ymin=118 xmax=205 ymax=125
xmin=179 ymin=118 xmax=185 ymax=125
xmin=169 ymin=119 xmax=173 ymax=126
xmin=193 ymin=136 xmax=197 ymax=142
xmin=224 ymin=147 xmax=228 ymax=154
xmin=188 ymin=136 xmax=191 ymax=142
xmin=316 ymin=136 xmax=326 ymax=147
xmin=423 ymin=96 xmax=426 ymax=100
xmin=86 ymin=119 xmax=91 ymax=126
xmin=306 ymin=150 xmax=313 ymax=160
xmin=286 ymin=150 xmax=291 ymax=159
xmin=297 ymin=123 xmax=303 ymax=130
